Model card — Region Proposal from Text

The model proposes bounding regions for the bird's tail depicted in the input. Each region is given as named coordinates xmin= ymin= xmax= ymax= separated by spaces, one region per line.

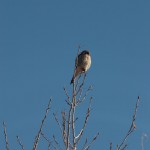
xmin=70 ymin=77 xmax=74 ymax=84
xmin=70 ymin=67 xmax=81 ymax=84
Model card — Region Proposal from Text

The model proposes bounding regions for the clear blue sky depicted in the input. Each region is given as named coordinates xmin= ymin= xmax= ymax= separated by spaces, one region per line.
xmin=0 ymin=0 xmax=150 ymax=149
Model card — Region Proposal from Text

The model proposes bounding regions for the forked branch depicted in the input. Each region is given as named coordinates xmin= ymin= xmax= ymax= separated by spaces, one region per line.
xmin=76 ymin=97 xmax=92 ymax=144
xmin=33 ymin=99 xmax=52 ymax=150
xmin=16 ymin=136 xmax=25 ymax=150
xmin=117 ymin=96 xmax=140 ymax=150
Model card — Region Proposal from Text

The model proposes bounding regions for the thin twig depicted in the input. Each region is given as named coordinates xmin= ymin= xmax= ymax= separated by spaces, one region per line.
xmin=53 ymin=113 xmax=63 ymax=134
xmin=76 ymin=73 xmax=87 ymax=96
xmin=64 ymin=87 xmax=71 ymax=105
xmin=53 ymin=112 xmax=67 ymax=147
xmin=141 ymin=133 xmax=148 ymax=150
xmin=83 ymin=132 xmax=99 ymax=150
xmin=41 ymin=132 xmax=52 ymax=150
xmin=76 ymin=97 xmax=92 ymax=144
xmin=3 ymin=122 xmax=10 ymax=150
xmin=53 ymin=135 xmax=64 ymax=150
xmin=66 ymin=105 xmax=72 ymax=150
xmin=72 ymin=80 xmax=76 ymax=150
xmin=16 ymin=136 xmax=25 ymax=150
xmin=77 ymin=85 xmax=92 ymax=105
xmin=72 ymin=106 xmax=76 ymax=149
xmin=110 ymin=142 xmax=112 ymax=150
xmin=32 ymin=99 xmax=52 ymax=150
xmin=75 ymin=74 xmax=82 ymax=91
xmin=117 ymin=96 xmax=140 ymax=150
xmin=61 ymin=111 xmax=67 ymax=145
xmin=82 ymin=138 xmax=88 ymax=150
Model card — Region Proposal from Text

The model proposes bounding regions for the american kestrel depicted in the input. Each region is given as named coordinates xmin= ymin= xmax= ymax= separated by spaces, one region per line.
xmin=70 ymin=50 xmax=91 ymax=84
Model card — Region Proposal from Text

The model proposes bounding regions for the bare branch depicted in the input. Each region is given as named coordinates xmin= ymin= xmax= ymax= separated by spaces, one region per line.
xmin=110 ymin=143 xmax=112 ymax=150
xmin=53 ymin=113 xmax=63 ymax=134
xmin=64 ymin=87 xmax=71 ymax=106
xmin=77 ymin=85 xmax=92 ymax=105
xmin=53 ymin=135 xmax=64 ymax=150
xmin=61 ymin=111 xmax=67 ymax=144
xmin=16 ymin=136 xmax=25 ymax=150
xmin=75 ymin=97 xmax=92 ymax=144
xmin=82 ymin=138 xmax=88 ymax=150
xmin=72 ymin=102 xmax=76 ymax=149
xmin=75 ymin=73 xmax=87 ymax=96
xmin=83 ymin=132 xmax=99 ymax=150
xmin=32 ymin=99 xmax=52 ymax=150
xmin=141 ymin=133 xmax=148 ymax=150
xmin=66 ymin=104 xmax=73 ymax=149
xmin=53 ymin=112 xmax=68 ymax=147
xmin=41 ymin=132 xmax=52 ymax=150
xmin=117 ymin=96 xmax=140 ymax=150
xmin=3 ymin=122 xmax=10 ymax=150
xmin=75 ymin=74 xmax=82 ymax=91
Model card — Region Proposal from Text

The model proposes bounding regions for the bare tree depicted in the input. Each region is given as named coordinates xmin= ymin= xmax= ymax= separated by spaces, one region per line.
xmin=2 ymin=48 xmax=141 ymax=150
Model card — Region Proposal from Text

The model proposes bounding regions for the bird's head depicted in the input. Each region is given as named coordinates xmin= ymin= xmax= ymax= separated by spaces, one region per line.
xmin=81 ymin=50 xmax=90 ymax=55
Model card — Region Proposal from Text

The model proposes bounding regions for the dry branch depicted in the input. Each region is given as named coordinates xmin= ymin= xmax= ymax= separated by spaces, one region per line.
xmin=141 ymin=133 xmax=148 ymax=150
xmin=77 ymin=85 xmax=92 ymax=105
xmin=83 ymin=132 xmax=99 ymax=150
xmin=16 ymin=136 xmax=25 ymax=150
xmin=41 ymin=132 xmax=52 ymax=150
xmin=110 ymin=143 xmax=112 ymax=150
xmin=66 ymin=104 xmax=73 ymax=150
xmin=3 ymin=122 xmax=10 ymax=150
xmin=75 ymin=97 xmax=92 ymax=144
xmin=53 ymin=112 xmax=68 ymax=147
xmin=64 ymin=87 xmax=71 ymax=106
xmin=32 ymin=99 xmax=52 ymax=150
xmin=117 ymin=96 xmax=140 ymax=150
xmin=52 ymin=135 xmax=63 ymax=150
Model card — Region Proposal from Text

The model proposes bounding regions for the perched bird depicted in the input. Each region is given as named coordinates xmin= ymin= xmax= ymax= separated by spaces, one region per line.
xmin=70 ymin=50 xmax=91 ymax=84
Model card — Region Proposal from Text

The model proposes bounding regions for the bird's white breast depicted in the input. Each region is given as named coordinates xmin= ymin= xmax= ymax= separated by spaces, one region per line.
xmin=83 ymin=54 xmax=91 ymax=71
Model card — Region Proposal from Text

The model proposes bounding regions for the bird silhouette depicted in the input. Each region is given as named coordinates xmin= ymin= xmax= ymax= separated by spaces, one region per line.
xmin=70 ymin=50 xmax=91 ymax=84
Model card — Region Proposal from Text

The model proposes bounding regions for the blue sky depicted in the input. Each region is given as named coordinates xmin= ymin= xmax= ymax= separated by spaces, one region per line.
xmin=0 ymin=0 xmax=150 ymax=149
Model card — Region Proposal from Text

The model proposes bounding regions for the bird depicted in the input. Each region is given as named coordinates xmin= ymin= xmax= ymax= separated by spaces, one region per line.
xmin=70 ymin=50 xmax=91 ymax=84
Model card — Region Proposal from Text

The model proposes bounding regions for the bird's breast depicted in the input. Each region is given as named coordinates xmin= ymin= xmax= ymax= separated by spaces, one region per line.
xmin=82 ymin=54 xmax=91 ymax=71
